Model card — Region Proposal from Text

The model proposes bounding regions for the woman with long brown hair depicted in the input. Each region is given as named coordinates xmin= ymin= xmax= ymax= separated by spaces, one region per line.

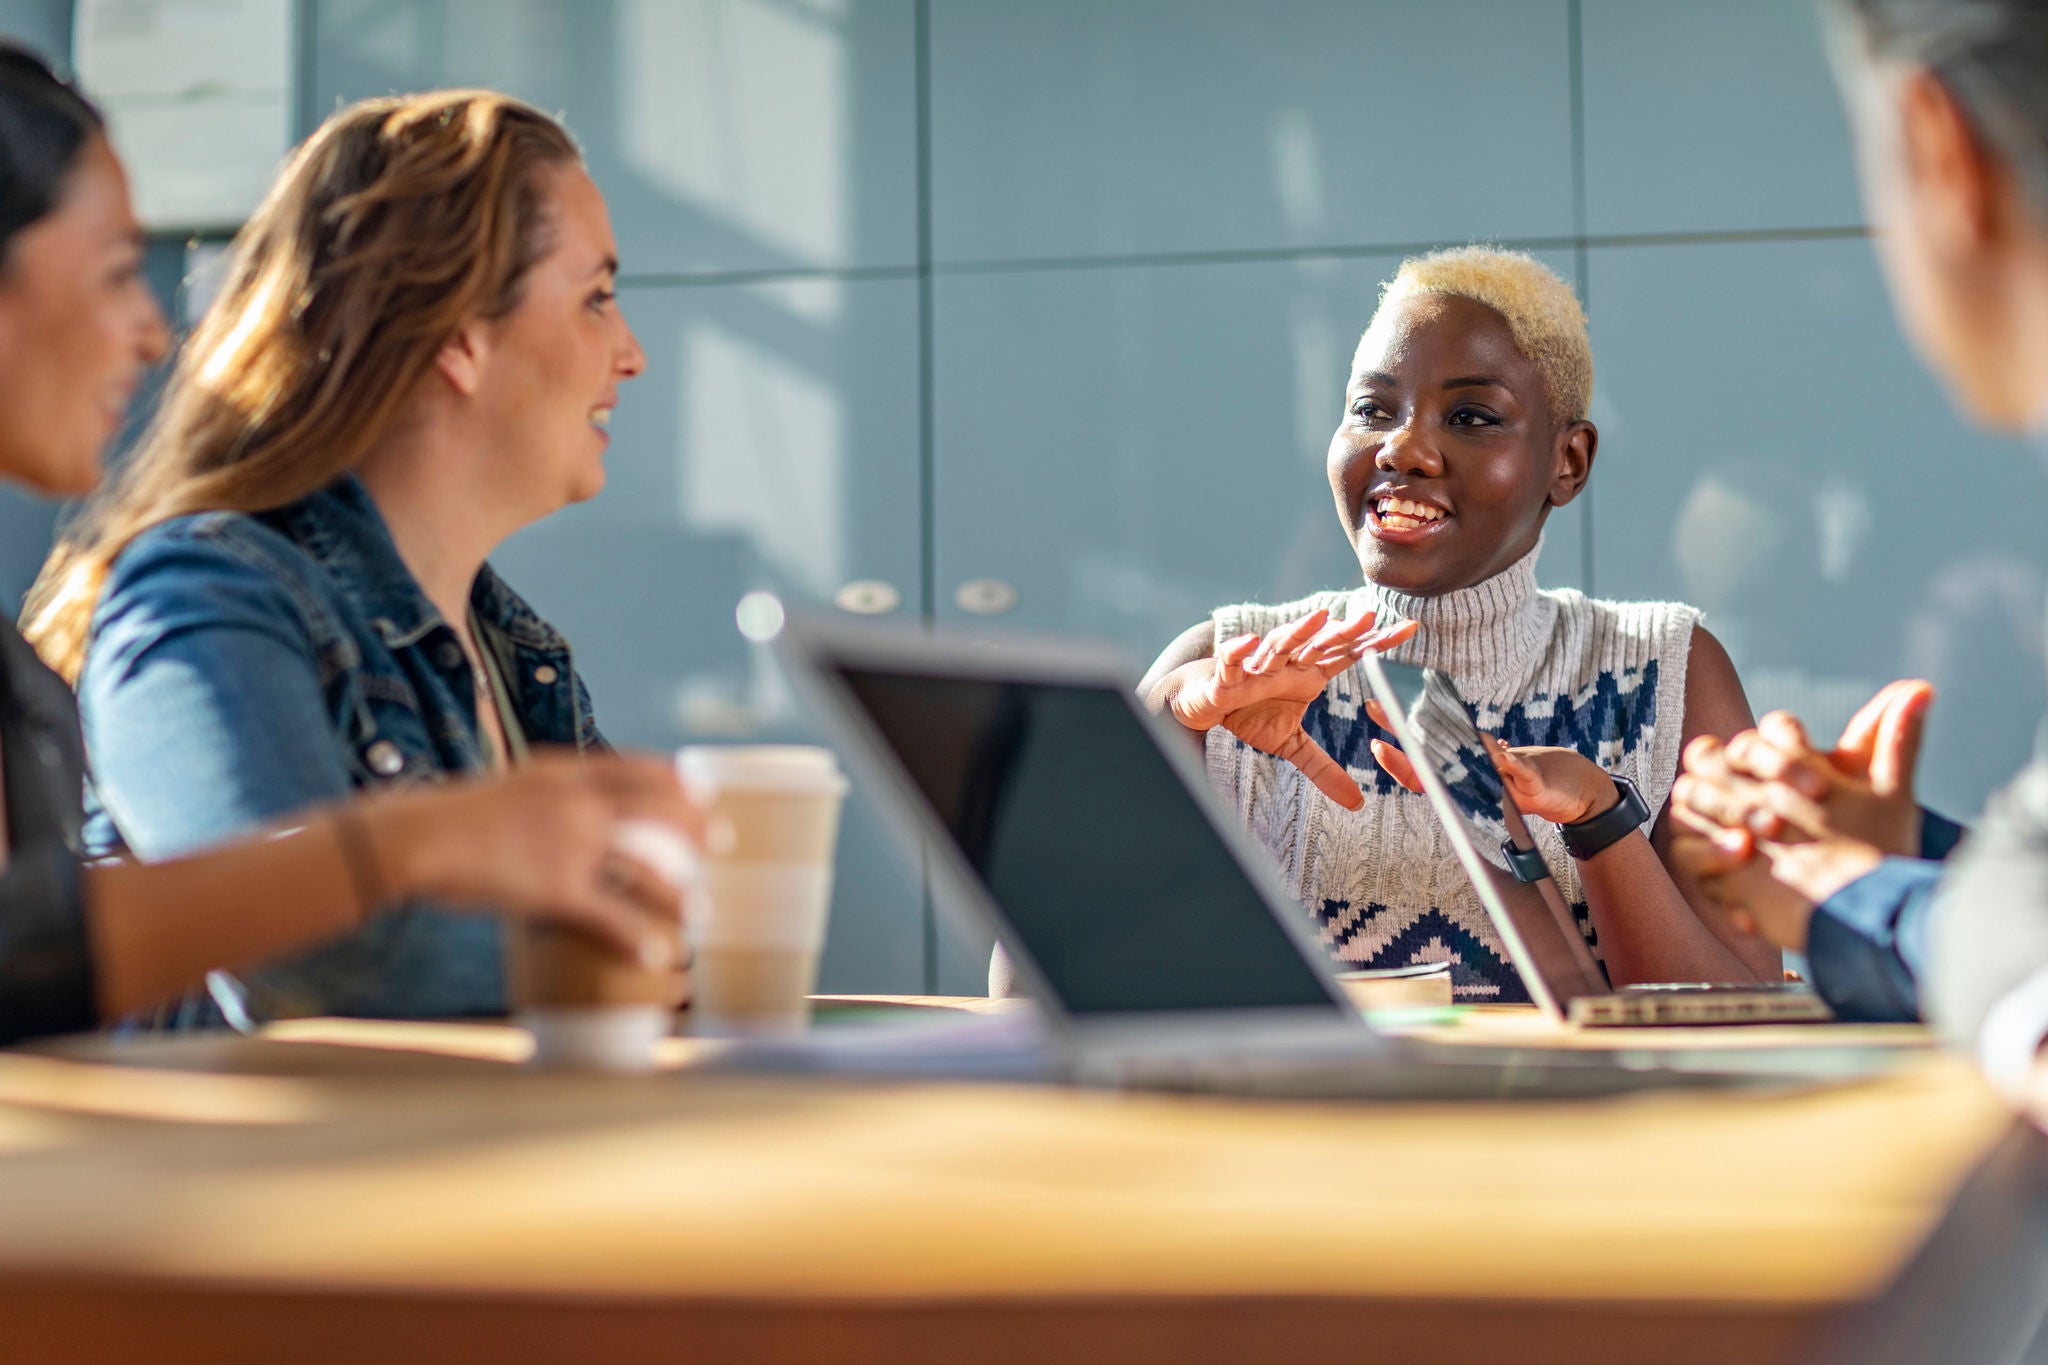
xmin=0 ymin=45 xmax=697 ymax=1046
xmin=26 ymin=87 xmax=655 ymax=1026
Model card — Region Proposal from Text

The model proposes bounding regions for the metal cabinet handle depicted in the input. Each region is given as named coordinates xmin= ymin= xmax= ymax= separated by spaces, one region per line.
xmin=953 ymin=579 xmax=1019 ymax=615
xmin=833 ymin=580 xmax=902 ymax=615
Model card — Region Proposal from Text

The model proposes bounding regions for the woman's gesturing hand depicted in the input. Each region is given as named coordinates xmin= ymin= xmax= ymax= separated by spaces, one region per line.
xmin=357 ymin=749 xmax=710 ymax=970
xmin=1365 ymin=700 xmax=1620 ymax=826
xmin=1168 ymin=608 xmax=1416 ymax=809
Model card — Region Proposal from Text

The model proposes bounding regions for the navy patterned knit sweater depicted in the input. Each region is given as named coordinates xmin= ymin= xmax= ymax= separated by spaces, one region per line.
xmin=1206 ymin=545 xmax=1700 ymax=1002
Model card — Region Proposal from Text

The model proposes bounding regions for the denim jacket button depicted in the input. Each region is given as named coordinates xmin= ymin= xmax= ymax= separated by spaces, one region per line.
xmin=533 ymin=664 xmax=559 ymax=685
xmin=365 ymin=739 xmax=406 ymax=776
xmin=435 ymin=642 xmax=464 ymax=670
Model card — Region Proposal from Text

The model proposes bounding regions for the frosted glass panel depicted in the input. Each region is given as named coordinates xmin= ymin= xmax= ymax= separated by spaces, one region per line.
xmin=1581 ymin=0 xmax=1863 ymax=235
xmin=930 ymin=0 xmax=1575 ymax=263
xmin=311 ymin=0 xmax=920 ymax=275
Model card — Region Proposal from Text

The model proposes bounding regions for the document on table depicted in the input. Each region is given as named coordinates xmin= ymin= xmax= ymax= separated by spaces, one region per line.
xmin=708 ymin=1008 xmax=1057 ymax=1083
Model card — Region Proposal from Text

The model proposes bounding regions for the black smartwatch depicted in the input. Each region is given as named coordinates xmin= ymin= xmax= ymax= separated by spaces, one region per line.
xmin=1560 ymin=774 xmax=1650 ymax=861
xmin=1499 ymin=840 xmax=1552 ymax=884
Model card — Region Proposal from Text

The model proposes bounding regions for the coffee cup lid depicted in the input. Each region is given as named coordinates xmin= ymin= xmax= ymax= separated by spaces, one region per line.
xmin=676 ymin=744 xmax=848 ymax=794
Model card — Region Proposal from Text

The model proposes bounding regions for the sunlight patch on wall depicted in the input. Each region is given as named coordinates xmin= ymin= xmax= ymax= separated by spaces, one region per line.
xmin=681 ymin=322 xmax=844 ymax=593
xmin=620 ymin=0 xmax=847 ymax=267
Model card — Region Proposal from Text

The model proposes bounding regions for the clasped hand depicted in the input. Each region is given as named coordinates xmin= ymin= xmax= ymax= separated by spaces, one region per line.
xmin=1668 ymin=680 xmax=1933 ymax=948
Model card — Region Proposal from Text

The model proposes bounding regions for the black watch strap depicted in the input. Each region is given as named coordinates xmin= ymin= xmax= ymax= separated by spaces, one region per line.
xmin=1560 ymin=774 xmax=1650 ymax=861
xmin=1500 ymin=840 xmax=1552 ymax=884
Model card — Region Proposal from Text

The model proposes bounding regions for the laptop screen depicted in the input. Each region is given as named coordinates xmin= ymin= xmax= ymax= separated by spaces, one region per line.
xmin=828 ymin=664 xmax=1342 ymax=1016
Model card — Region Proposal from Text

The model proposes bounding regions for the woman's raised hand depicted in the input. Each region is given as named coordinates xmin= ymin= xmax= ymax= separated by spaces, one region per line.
xmin=355 ymin=750 xmax=711 ymax=971
xmin=1170 ymin=608 xmax=1416 ymax=810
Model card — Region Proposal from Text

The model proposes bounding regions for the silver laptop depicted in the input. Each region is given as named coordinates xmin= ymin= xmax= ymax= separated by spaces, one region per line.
xmin=771 ymin=612 xmax=1787 ymax=1097
xmin=1358 ymin=653 xmax=1832 ymax=1027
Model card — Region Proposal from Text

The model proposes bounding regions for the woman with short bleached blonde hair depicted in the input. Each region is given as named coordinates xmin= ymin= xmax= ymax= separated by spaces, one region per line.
xmin=27 ymin=88 xmax=653 ymax=1026
xmin=1130 ymin=245 xmax=1778 ymax=1002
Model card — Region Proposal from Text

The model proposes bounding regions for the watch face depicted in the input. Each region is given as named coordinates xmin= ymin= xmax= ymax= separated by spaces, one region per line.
xmin=1501 ymin=840 xmax=1552 ymax=884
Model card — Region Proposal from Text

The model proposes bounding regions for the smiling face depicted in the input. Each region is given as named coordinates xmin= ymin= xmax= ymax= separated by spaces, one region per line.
xmin=1328 ymin=292 xmax=1594 ymax=596
xmin=467 ymin=163 xmax=645 ymax=520
xmin=0 ymin=134 xmax=169 ymax=497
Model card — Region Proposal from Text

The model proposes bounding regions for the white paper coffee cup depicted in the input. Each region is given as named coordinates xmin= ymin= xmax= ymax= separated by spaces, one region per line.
xmin=523 ymin=1005 xmax=670 ymax=1073
xmin=676 ymin=745 xmax=847 ymax=1037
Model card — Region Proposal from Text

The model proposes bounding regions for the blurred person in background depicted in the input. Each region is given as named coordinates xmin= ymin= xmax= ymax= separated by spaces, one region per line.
xmin=1672 ymin=0 xmax=2048 ymax=1099
xmin=0 ymin=44 xmax=698 ymax=1046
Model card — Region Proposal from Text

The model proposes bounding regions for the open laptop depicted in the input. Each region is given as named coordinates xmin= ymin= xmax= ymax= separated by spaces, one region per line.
xmin=1358 ymin=653 xmax=1832 ymax=1027
xmin=771 ymin=612 xmax=1799 ymax=1098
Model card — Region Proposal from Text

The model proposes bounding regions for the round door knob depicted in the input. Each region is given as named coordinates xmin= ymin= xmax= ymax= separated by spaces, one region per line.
xmin=953 ymin=578 xmax=1019 ymax=615
xmin=833 ymin=580 xmax=901 ymax=615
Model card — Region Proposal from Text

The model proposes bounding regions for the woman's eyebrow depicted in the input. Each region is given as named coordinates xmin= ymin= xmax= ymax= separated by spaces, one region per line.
xmin=1351 ymin=370 xmax=1399 ymax=390
xmin=1441 ymin=375 xmax=1510 ymax=391
xmin=588 ymin=252 xmax=619 ymax=279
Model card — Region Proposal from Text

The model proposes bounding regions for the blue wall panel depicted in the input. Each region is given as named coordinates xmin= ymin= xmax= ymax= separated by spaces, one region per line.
xmin=929 ymin=0 xmax=1577 ymax=264
xmin=311 ymin=0 xmax=922 ymax=276
xmin=1581 ymin=0 xmax=1863 ymax=235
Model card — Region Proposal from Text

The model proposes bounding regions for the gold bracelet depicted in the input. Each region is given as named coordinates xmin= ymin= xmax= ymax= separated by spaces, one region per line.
xmin=331 ymin=807 xmax=386 ymax=923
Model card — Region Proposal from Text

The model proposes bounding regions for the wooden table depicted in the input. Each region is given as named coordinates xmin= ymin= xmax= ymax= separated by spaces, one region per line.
xmin=0 ymin=1000 xmax=2016 ymax=1364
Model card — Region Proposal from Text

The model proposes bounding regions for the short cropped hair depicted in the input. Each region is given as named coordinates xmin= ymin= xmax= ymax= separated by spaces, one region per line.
xmin=1367 ymin=246 xmax=1593 ymax=423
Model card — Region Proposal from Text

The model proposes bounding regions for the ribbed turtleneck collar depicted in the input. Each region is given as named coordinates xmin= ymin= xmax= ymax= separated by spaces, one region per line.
xmin=1352 ymin=539 xmax=1553 ymax=688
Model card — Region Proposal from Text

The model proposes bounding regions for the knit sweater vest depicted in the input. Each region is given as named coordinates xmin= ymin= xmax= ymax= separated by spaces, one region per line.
xmin=1205 ymin=545 xmax=1701 ymax=1002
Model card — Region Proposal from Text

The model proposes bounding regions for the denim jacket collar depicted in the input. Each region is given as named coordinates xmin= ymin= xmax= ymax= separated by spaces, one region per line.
xmin=271 ymin=474 xmax=569 ymax=656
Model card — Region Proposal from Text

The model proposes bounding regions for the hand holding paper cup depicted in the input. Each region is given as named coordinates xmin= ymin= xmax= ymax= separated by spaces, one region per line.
xmin=515 ymin=816 xmax=701 ymax=1072
xmin=678 ymin=745 xmax=848 ymax=1037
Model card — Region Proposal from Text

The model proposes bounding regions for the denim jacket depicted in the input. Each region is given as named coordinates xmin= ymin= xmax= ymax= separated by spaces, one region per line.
xmin=80 ymin=474 xmax=602 ymax=1027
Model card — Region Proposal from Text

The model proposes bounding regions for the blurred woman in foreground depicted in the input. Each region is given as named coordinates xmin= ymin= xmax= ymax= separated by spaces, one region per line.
xmin=1672 ymin=0 xmax=2048 ymax=1084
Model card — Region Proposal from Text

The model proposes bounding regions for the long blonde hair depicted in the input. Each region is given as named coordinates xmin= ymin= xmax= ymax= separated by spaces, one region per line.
xmin=24 ymin=90 xmax=580 ymax=680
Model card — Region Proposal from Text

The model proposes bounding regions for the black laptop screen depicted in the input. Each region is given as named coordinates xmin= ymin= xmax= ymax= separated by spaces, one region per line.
xmin=831 ymin=666 xmax=1341 ymax=1016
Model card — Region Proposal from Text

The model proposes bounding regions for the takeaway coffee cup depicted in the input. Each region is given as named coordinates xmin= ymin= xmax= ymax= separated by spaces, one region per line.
xmin=677 ymin=745 xmax=848 ymax=1037
xmin=512 ymin=819 xmax=697 ymax=1072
